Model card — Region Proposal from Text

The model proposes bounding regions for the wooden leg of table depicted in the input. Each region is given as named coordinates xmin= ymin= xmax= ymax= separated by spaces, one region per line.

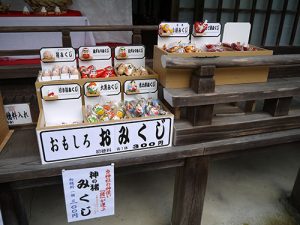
xmin=290 ymin=168 xmax=300 ymax=212
xmin=10 ymin=188 xmax=29 ymax=225
xmin=0 ymin=184 xmax=19 ymax=225
xmin=172 ymin=157 xmax=209 ymax=225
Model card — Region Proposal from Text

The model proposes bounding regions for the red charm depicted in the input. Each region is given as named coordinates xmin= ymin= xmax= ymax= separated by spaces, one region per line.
xmin=194 ymin=20 xmax=208 ymax=34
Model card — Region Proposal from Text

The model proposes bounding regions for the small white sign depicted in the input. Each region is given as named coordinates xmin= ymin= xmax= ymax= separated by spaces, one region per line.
xmin=157 ymin=22 xmax=190 ymax=48
xmin=78 ymin=46 xmax=112 ymax=70
xmin=84 ymin=80 xmax=121 ymax=106
xmin=114 ymin=46 xmax=146 ymax=68
xmin=123 ymin=79 xmax=158 ymax=101
xmin=37 ymin=116 xmax=173 ymax=163
xmin=62 ymin=165 xmax=115 ymax=222
xmin=40 ymin=47 xmax=76 ymax=62
xmin=222 ymin=22 xmax=251 ymax=44
xmin=4 ymin=103 xmax=32 ymax=125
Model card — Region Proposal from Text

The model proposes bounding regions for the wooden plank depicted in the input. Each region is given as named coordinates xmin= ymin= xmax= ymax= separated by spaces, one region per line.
xmin=187 ymin=105 xmax=214 ymax=126
xmin=276 ymin=0 xmax=288 ymax=45
xmin=161 ymin=54 xmax=300 ymax=69
xmin=263 ymin=97 xmax=292 ymax=116
xmin=261 ymin=0 xmax=273 ymax=46
xmin=164 ymin=78 xmax=300 ymax=107
xmin=0 ymin=185 xmax=19 ymax=225
xmin=290 ymin=0 xmax=300 ymax=45
xmin=174 ymin=109 xmax=300 ymax=145
xmin=290 ymin=168 xmax=300 ymax=211
xmin=0 ymin=128 xmax=205 ymax=183
xmin=172 ymin=157 xmax=208 ymax=225
xmin=62 ymin=29 xmax=72 ymax=47
xmin=203 ymin=128 xmax=300 ymax=156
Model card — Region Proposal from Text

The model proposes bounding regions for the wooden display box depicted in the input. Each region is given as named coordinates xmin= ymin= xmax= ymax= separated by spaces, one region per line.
xmin=153 ymin=45 xmax=273 ymax=88
xmin=36 ymin=107 xmax=174 ymax=164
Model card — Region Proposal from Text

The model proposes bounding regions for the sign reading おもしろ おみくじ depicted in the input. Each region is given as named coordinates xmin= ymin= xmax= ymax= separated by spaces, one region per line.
xmin=37 ymin=116 xmax=173 ymax=164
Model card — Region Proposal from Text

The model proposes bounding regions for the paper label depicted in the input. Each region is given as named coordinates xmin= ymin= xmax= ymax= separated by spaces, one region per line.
xmin=157 ymin=22 xmax=190 ymax=48
xmin=37 ymin=116 xmax=173 ymax=163
xmin=40 ymin=48 xmax=76 ymax=62
xmin=41 ymin=84 xmax=81 ymax=100
xmin=62 ymin=165 xmax=115 ymax=222
xmin=123 ymin=79 xmax=158 ymax=101
xmin=78 ymin=46 xmax=112 ymax=70
xmin=115 ymin=46 xmax=145 ymax=59
xmin=192 ymin=23 xmax=221 ymax=37
xmin=4 ymin=103 xmax=32 ymax=125
xmin=83 ymin=80 xmax=122 ymax=106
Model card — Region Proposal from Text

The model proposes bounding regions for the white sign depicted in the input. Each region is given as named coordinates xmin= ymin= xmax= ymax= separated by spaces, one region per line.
xmin=40 ymin=47 xmax=77 ymax=72
xmin=62 ymin=165 xmax=115 ymax=222
xmin=157 ymin=22 xmax=190 ymax=48
xmin=114 ymin=45 xmax=146 ymax=68
xmin=84 ymin=80 xmax=121 ymax=106
xmin=191 ymin=23 xmax=221 ymax=49
xmin=222 ymin=22 xmax=251 ymax=44
xmin=41 ymin=83 xmax=81 ymax=100
xmin=123 ymin=79 xmax=158 ymax=101
xmin=78 ymin=46 xmax=112 ymax=70
xmin=37 ymin=116 xmax=173 ymax=164
xmin=4 ymin=103 xmax=32 ymax=125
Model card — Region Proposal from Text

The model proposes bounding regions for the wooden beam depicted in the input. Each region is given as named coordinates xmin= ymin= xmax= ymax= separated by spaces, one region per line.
xmin=261 ymin=0 xmax=273 ymax=46
xmin=161 ymin=54 xmax=300 ymax=69
xmin=216 ymin=0 xmax=223 ymax=22
xmin=290 ymin=168 xmax=300 ymax=212
xmin=276 ymin=0 xmax=288 ymax=45
xmin=233 ymin=0 xmax=240 ymax=22
xmin=249 ymin=0 xmax=257 ymax=41
xmin=172 ymin=157 xmax=208 ymax=225
xmin=290 ymin=0 xmax=300 ymax=45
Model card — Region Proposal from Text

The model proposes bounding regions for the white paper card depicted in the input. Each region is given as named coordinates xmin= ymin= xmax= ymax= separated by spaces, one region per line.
xmin=4 ymin=103 xmax=32 ymax=125
xmin=191 ymin=23 xmax=221 ymax=49
xmin=114 ymin=46 xmax=145 ymax=68
xmin=123 ymin=79 xmax=158 ymax=101
xmin=37 ymin=116 xmax=173 ymax=163
xmin=222 ymin=22 xmax=251 ymax=44
xmin=40 ymin=84 xmax=83 ymax=126
xmin=62 ymin=165 xmax=115 ymax=222
xmin=157 ymin=22 xmax=190 ymax=48
xmin=78 ymin=46 xmax=112 ymax=70
xmin=83 ymin=80 xmax=121 ymax=106
xmin=40 ymin=47 xmax=76 ymax=71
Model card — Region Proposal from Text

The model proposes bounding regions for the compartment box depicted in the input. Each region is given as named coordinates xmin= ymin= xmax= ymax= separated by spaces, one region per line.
xmin=153 ymin=45 xmax=273 ymax=88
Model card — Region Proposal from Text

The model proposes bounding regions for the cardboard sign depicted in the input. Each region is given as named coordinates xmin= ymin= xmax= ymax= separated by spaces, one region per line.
xmin=114 ymin=46 xmax=145 ymax=68
xmin=37 ymin=116 xmax=173 ymax=164
xmin=191 ymin=22 xmax=221 ymax=49
xmin=157 ymin=22 xmax=190 ymax=48
xmin=222 ymin=22 xmax=251 ymax=44
xmin=40 ymin=83 xmax=83 ymax=126
xmin=78 ymin=46 xmax=112 ymax=70
xmin=123 ymin=79 xmax=158 ymax=101
xmin=4 ymin=103 xmax=32 ymax=125
xmin=83 ymin=80 xmax=122 ymax=106
xmin=62 ymin=165 xmax=115 ymax=222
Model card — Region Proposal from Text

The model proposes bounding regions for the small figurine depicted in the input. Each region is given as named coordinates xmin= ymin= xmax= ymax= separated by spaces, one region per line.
xmin=159 ymin=24 xmax=174 ymax=36
xmin=194 ymin=20 xmax=208 ymax=35
xmin=23 ymin=6 xmax=30 ymax=15
xmin=87 ymin=82 xmax=98 ymax=95
xmin=42 ymin=50 xmax=55 ymax=61
xmin=126 ymin=80 xmax=138 ymax=94
xmin=81 ymin=47 xmax=91 ymax=60
xmin=40 ymin=6 xmax=47 ymax=15
xmin=118 ymin=47 xmax=127 ymax=58
xmin=54 ymin=6 xmax=61 ymax=15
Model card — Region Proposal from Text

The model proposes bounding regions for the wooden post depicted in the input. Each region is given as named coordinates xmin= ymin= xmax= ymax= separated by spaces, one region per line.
xmin=132 ymin=29 xmax=142 ymax=44
xmin=263 ymin=97 xmax=292 ymax=116
xmin=188 ymin=66 xmax=215 ymax=126
xmin=191 ymin=66 xmax=215 ymax=94
xmin=290 ymin=168 xmax=300 ymax=212
xmin=172 ymin=157 xmax=209 ymax=225
xmin=62 ymin=29 xmax=72 ymax=47
xmin=244 ymin=100 xmax=256 ymax=113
